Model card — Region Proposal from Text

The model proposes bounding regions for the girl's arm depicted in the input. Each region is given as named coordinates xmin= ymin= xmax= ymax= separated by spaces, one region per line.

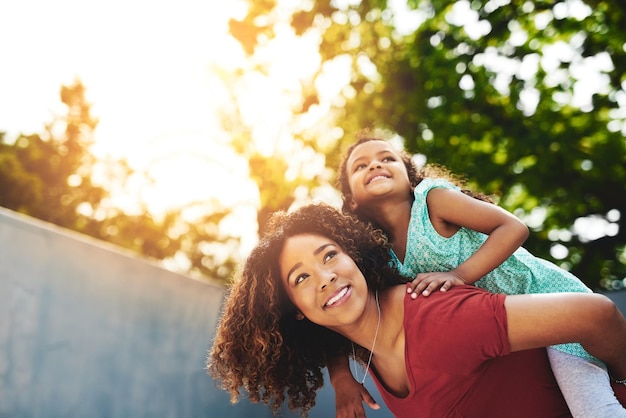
xmin=410 ymin=187 xmax=529 ymax=297
xmin=505 ymin=292 xmax=626 ymax=382
xmin=327 ymin=354 xmax=380 ymax=417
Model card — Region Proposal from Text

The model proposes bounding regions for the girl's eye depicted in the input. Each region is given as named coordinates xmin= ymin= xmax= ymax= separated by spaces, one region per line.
xmin=353 ymin=163 xmax=366 ymax=172
xmin=382 ymin=156 xmax=395 ymax=162
xmin=294 ymin=273 xmax=309 ymax=285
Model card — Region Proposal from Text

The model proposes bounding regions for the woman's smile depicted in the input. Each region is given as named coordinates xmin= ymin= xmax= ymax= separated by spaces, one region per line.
xmin=324 ymin=285 xmax=352 ymax=308
xmin=279 ymin=233 xmax=369 ymax=327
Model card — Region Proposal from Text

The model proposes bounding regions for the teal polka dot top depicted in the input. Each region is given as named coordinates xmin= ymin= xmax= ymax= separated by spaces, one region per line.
xmin=391 ymin=178 xmax=597 ymax=362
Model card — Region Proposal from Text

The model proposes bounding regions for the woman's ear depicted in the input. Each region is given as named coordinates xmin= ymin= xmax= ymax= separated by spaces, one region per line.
xmin=348 ymin=197 xmax=358 ymax=211
xmin=295 ymin=311 xmax=305 ymax=321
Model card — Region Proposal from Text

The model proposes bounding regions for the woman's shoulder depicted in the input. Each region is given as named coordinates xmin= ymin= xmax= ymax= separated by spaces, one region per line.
xmin=381 ymin=285 xmax=409 ymax=313
xmin=380 ymin=285 xmax=410 ymax=339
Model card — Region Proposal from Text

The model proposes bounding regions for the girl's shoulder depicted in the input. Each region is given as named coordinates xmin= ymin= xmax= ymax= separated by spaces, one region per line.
xmin=414 ymin=177 xmax=460 ymax=196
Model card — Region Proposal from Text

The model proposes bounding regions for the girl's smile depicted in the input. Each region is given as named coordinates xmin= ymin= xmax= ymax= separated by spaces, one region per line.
xmin=346 ymin=140 xmax=412 ymax=207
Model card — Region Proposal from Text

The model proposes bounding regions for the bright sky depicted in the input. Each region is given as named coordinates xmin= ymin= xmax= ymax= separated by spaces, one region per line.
xmin=0 ymin=0 xmax=348 ymax=255
xmin=1 ymin=0 xmax=242 ymax=134
xmin=0 ymin=0 xmax=250 ymax=207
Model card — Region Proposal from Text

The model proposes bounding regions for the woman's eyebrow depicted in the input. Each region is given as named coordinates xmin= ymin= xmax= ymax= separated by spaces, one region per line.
xmin=314 ymin=243 xmax=334 ymax=256
xmin=286 ymin=262 xmax=302 ymax=282
xmin=286 ymin=243 xmax=335 ymax=281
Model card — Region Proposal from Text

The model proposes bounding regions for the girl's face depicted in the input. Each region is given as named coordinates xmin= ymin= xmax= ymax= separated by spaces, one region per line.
xmin=345 ymin=140 xmax=412 ymax=210
xmin=279 ymin=233 xmax=369 ymax=330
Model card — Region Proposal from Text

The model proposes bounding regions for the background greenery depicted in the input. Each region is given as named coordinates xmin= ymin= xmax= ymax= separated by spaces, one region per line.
xmin=1 ymin=0 xmax=624 ymax=291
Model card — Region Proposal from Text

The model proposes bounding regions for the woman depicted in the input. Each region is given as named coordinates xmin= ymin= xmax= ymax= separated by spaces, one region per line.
xmin=208 ymin=203 xmax=626 ymax=417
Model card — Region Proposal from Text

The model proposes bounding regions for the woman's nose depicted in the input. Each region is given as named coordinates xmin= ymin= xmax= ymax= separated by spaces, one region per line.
xmin=321 ymin=273 xmax=336 ymax=290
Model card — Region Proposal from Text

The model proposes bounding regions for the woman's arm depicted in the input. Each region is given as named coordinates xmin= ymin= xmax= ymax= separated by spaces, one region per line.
xmin=505 ymin=292 xmax=626 ymax=381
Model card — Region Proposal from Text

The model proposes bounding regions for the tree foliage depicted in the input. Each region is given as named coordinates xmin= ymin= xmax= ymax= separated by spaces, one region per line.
xmin=229 ymin=0 xmax=626 ymax=291
xmin=1 ymin=81 xmax=107 ymax=230
xmin=217 ymin=65 xmax=336 ymax=237
xmin=0 ymin=79 xmax=239 ymax=284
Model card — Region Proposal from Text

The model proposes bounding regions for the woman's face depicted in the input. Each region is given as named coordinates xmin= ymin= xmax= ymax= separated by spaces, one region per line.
xmin=345 ymin=140 xmax=412 ymax=210
xmin=279 ymin=233 xmax=369 ymax=329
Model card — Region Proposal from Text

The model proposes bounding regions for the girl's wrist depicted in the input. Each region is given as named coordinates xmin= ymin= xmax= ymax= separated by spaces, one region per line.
xmin=450 ymin=271 xmax=468 ymax=285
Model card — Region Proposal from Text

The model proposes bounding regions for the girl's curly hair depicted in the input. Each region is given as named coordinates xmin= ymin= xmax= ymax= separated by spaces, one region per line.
xmin=207 ymin=203 xmax=407 ymax=416
xmin=336 ymin=132 xmax=494 ymax=223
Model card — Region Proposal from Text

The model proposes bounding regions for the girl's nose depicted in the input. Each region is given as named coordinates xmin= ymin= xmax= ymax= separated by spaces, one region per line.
xmin=369 ymin=161 xmax=382 ymax=170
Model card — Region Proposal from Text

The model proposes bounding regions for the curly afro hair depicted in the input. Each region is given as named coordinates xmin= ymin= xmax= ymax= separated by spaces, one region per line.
xmin=208 ymin=203 xmax=408 ymax=416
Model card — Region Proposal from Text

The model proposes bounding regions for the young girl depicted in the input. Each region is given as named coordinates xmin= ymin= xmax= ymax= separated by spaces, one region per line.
xmin=333 ymin=134 xmax=626 ymax=417
xmin=208 ymin=203 xmax=626 ymax=417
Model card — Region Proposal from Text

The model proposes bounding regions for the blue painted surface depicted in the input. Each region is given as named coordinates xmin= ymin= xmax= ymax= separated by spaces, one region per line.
xmin=0 ymin=208 xmax=270 ymax=417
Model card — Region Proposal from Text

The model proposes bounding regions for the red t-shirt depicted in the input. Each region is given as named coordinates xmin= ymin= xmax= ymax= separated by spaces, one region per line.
xmin=370 ymin=286 xmax=572 ymax=417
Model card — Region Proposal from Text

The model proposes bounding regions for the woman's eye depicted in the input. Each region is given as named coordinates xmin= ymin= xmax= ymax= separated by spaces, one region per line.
xmin=323 ymin=250 xmax=337 ymax=263
xmin=295 ymin=273 xmax=309 ymax=285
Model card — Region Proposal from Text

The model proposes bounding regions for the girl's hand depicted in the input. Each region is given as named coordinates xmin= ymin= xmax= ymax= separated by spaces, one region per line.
xmin=333 ymin=374 xmax=380 ymax=418
xmin=407 ymin=272 xmax=467 ymax=298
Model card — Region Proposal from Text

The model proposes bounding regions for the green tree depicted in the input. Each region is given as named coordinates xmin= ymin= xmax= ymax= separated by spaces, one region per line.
xmin=0 ymin=79 xmax=239 ymax=284
xmin=0 ymin=80 xmax=106 ymax=229
xmin=229 ymin=0 xmax=626 ymax=291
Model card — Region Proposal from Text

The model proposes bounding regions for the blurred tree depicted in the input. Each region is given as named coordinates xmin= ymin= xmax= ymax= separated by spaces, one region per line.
xmin=216 ymin=65 xmax=334 ymax=237
xmin=228 ymin=0 xmax=626 ymax=291
xmin=0 ymin=80 xmax=108 ymax=230
xmin=0 ymin=79 xmax=239 ymax=284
